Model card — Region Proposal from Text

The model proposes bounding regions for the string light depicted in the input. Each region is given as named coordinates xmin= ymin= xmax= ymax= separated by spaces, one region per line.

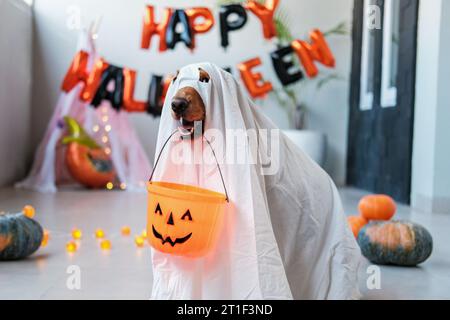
xmin=95 ymin=228 xmax=105 ymax=239
xmin=121 ymin=226 xmax=131 ymax=236
xmin=102 ymin=115 xmax=109 ymax=123
xmin=41 ymin=229 xmax=50 ymax=248
xmin=106 ymin=182 xmax=114 ymax=190
xmin=101 ymin=135 xmax=109 ymax=143
xmin=22 ymin=205 xmax=35 ymax=219
xmin=100 ymin=239 xmax=112 ymax=250
xmin=93 ymin=125 xmax=100 ymax=132
xmin=105 ymin=124 xmax=112 ymax=132
xmin=141 ymin=229 xmax=148 ymax=238
xmin=66 ymin=241 xmax=77 ymax=253
xmin=72 ymin=228 xmax=83 ymax=240
xmin=135 ymin=235 xmax=145 ymax=248
xmin=119 ymin=182 xmax=127 ymax=190
xmin=104 ymin=148 xmax=111 ymax=155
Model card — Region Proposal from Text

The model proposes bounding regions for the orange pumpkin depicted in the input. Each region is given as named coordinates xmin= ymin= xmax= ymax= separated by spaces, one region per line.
xmin=62 ymin=117 xmax=116 ymax=189
xmin=358 ymin=195 xmax=396 ymax=221
xmin=147 ymin=182 xmax=227 ymax=258
xmin=347 ymin=215 xmax=368 ymax=238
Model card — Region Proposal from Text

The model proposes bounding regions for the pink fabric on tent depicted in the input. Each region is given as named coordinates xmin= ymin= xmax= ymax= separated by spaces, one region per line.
xmin=16 ymin=30 xmax=151 ymax=192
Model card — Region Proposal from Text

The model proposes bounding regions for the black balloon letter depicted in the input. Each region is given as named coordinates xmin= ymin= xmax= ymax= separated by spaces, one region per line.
xmin=219 ymin=4 xmax=248 ymax=49
xmin=147 ymin=74 xmax=163 ymax=116
xmin=166 ymin=9 xmax=193 ymax=50
xmin=271 ymin=46 xmax=304 ymax=86
xmin=91 ymin=65 xmax=124 ymax=110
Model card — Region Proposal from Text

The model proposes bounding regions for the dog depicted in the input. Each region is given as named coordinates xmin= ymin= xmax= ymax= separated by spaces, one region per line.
xmin=153 ymin=63 xmax=361 ymax=299
xmin=170 ymin=68 xmax=209 ymax=135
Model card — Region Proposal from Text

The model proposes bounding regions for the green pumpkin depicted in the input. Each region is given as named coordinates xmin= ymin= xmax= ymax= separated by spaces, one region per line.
xmin=0 ymin=212 xmax=43 ymax=261
xmin=358 ymin=220 xmax=433 ymax=266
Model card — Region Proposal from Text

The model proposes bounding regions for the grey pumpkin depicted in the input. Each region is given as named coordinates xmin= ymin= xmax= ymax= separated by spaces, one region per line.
xmin=0 ymin=212 xmax=43 ymax=261
xmin=357 ymin=220 xmax=433 ymax=266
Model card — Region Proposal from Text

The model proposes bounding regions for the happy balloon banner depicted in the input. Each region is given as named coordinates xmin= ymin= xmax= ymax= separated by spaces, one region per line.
xmin=61 ymin=0 xmax=336 ymax=114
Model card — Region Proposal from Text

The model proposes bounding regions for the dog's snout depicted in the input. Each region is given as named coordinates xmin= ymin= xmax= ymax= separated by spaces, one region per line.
xmin=171 ymin=98 xmax=189 ymax=114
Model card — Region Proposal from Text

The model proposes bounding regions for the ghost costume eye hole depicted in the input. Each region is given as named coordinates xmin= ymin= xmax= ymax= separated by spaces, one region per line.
xmin=198 ymin=68 xmax=210 ymax=83
xmin=181 ymin=209 xmax=193 ymax=221
xmin=172 ymin=70 xmax=180 ymax=83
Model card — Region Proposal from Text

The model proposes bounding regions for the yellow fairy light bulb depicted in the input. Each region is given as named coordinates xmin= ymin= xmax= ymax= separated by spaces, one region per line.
xmin=102 ymin=115 xmax=109 ymax=123
xmin=121 ymin=226 xmax=131 ymax=236
xmin=141 ymin=229 xmax=147 ymax=238
xmin=41 ymin=229 xmax=50 ymax=248
xmin=95 ymin=228 xmax=105 ymax=239
xmin=66 ymin=241 xmax=77 ymax=253
xmin=22 ymin=205 xmax=35 ymax=219
xmin=72 ymin=228 xmax=82 ymax=240
xmin=135 ymin=236 xmax=145 ymax=248
xmin=119 ymin=183 xmax=127 ymax=190
xmin=104 ymin=148 xmax=111 ymax=155
xmin=106 ymin=182 xmax=114 ymax=190
xmin=100 ymin=239 xmax=112 ymax=250
xmin=105 ymin=125 xmax=112 ymax=132
xmin=101 ymin=135 xmax=109 ymax=143
xmin=93 ymin=125 xmax=100 ymax=132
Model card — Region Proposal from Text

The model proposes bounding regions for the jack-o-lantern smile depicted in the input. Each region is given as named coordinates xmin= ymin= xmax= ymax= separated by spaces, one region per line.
xmin=151 ymin=225 xmax=192 ymax=247
xmin=151 ymin=203 xmax=194 ymax=247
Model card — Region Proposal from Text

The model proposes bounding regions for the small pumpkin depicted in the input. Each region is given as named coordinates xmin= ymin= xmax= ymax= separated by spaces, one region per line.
xmin=347 ymin=215 xmax=368 ymax=238
xmin=358 ymin=194 xmax=396 ymax=221
xmin=0 ymin=212 xmax=44 ymax=260
xmin=358 ymin=220 xmax=433 ymax=266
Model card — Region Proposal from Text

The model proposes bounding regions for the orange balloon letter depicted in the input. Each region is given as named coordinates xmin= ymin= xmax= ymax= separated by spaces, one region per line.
xmin=123 ymin=68 xmax=147 ymax=112
xmin=141 ymin=6 xmax=173 ymax=52
xmin=246 ymin=0 xmax=279 ymax=40
xmin=238 ymin=57 xmax=273 ymax=99
xmin=186 ymin=7 xmax=215 ymax=49
xmin=291 ymin=29 xmax=335 ymax=78
xmin=61 ymin=51 xmax=108 ymax=102
xmin=80 ymin=58 xmax=109 ymax=102
xmin=61 ymin=51 xmax=89 ymax=93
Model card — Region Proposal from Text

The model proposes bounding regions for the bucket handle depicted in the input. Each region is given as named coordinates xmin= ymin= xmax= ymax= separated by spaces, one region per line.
xmin=149 ymin=130 xmax=230 ymax=203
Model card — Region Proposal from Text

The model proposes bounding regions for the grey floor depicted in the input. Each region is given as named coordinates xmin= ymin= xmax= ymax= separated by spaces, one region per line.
xmin=0 ymin=187 xmax=449 ymax=300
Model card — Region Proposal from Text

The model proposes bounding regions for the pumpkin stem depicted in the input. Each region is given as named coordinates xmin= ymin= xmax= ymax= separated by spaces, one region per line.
xmin=62 ymin=116 xmax=100 ymax=149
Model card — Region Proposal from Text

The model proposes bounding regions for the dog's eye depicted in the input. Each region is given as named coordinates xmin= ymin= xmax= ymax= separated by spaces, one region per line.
xmin=198 ymin=68 xmax=210 ymax=83
xmin=155 ymin=203 xmax=163 ymax=215
xmin=181 ymin=209 xmax=192 ymax=221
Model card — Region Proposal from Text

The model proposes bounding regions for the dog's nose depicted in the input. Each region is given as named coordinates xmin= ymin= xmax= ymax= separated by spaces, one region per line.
xmin=171 ymin=98 xmax=189 ymax=114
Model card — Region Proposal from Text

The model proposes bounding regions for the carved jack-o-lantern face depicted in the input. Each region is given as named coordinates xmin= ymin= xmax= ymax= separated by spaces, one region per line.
xmin=147 ymin=181 xmax=227 ymax=258
xmin=151 ymin=203 xmax=193 ymax=247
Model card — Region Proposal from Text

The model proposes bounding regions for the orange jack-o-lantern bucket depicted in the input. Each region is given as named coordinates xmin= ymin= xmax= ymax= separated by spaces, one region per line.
xmin=147 ymin=131 xmax=229 ymax=258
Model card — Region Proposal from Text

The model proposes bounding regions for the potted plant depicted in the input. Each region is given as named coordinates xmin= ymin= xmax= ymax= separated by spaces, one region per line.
xmin=272 ymin=14 xmax=348 ymax=167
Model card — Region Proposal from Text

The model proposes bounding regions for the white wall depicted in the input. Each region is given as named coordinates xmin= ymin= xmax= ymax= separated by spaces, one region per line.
xmin=412 ymin=0 xmax=450 ymax=213
xmin=0 ymin=0 xmax=32 ymax=186
xmin=31 ymin=0 xmax=353 ymax=185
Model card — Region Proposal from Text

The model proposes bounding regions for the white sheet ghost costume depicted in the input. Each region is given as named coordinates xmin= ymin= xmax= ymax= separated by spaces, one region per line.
xmin=150 ymin=63 xmax=361 ymax=300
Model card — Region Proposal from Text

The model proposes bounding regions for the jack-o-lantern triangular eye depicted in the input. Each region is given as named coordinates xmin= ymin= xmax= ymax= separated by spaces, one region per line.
xmin=181 ymin=209 xmax=192 ymax=221
xmin=155 ymin=203 xmax=162 ymax=215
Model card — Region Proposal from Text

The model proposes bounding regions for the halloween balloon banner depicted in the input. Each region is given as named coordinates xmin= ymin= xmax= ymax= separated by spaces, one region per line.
xmin=61 ymin=51 xmax=171 ymax=116
xmin=61 ymin=1 xmax=336 ymax=109
xmin=141 ymin=2 xmax=278 ymax=51
xmin=62 ymin=27 xmax=334 ymax=108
